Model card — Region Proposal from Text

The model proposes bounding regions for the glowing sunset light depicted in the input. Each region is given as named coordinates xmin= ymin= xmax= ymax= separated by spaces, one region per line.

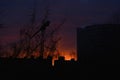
xmin=0 ymin=44 xmax=77 ymax=66
xmin=17 ymin=52 xmax=27 ymax=58
xmin=52 ymin=50 xmax=77 ymax=66
xmin=64 ymin=55 xmax=73 ymax=61
xmin=31 ymin=52 xmax=40 ymax=58
xmin=60 ymin=50 xmax=77 ymax=61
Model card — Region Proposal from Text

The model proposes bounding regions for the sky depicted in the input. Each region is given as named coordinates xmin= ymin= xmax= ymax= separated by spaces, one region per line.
xmin=0 ymin=0 xmax=120 ymax=53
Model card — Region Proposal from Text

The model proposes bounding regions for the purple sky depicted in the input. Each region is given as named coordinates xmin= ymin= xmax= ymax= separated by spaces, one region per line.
xmin=0 ymin=0 xmax=120 ymax=52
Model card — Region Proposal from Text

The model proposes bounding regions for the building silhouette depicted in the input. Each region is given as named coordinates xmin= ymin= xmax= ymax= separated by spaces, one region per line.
xmin=77 ymin=24 xmax=120 ymax=64
xmin=77 ymin=24 xmax=120 ymax=79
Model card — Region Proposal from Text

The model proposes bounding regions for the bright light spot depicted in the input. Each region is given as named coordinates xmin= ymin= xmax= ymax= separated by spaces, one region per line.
xmin=52 ymin=50 xmax=77 ymax=66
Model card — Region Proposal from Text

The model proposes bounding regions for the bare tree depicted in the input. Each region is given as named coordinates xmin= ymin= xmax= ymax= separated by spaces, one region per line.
xmin=10 ymin=0 xmax=66 ymax=60
xmin=13 ymin=0 xmax=38 ymax=58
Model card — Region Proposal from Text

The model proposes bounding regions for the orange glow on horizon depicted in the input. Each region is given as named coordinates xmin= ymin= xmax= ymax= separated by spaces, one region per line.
xmin=16 ymin=50 xmax=77 ymax=66
xmin=17 ymin=52 xmax=27 ymax=58
xmin=52 ymin=50 xmax=77 ymax=66
xmin=60 ymin=50 xmax=77 ymax=61
xmin=1 ymin=48 xmax=77 ymax=66
xmin=65 ymin=55 xmax=73 ymax=60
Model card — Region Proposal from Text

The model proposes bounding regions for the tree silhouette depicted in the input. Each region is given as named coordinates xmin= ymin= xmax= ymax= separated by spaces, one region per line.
xmin=10 ymin=0 xmax=66 ymax=60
